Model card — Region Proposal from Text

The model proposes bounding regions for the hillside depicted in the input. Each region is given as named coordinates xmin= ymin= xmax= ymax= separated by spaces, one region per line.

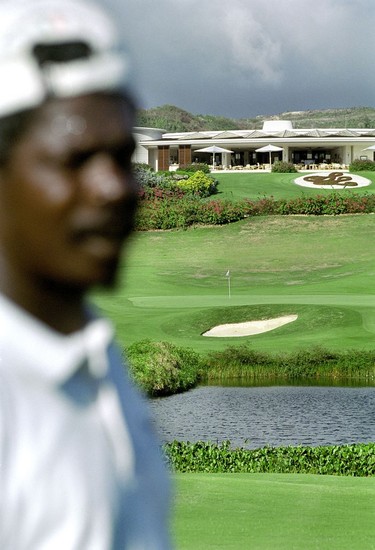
xmin=136 ymin=105 xmax=375 ymax=132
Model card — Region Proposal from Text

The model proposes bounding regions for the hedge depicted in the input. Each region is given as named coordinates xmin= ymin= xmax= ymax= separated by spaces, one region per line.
xmin=136 ymin=192 xmax=375 ymax=230
xmin=350 ymin=159 xmax=375 ymax=171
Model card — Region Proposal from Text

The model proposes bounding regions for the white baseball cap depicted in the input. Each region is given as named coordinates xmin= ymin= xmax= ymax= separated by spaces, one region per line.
xmin=0 ymin=0 xmax=132 ymax=117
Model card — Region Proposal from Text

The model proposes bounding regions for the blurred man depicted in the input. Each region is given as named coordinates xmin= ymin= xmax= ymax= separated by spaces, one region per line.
xmin=0 ymin=1 xmax=171 ymax=548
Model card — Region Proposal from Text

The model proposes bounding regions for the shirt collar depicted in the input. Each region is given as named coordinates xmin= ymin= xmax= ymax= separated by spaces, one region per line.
xmin=0 ymin=293 xmax=114 ymax=385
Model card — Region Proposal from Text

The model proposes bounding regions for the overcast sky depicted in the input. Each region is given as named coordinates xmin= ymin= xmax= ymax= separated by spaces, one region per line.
xmin=106 ymin=0 xmax=375 ymax=119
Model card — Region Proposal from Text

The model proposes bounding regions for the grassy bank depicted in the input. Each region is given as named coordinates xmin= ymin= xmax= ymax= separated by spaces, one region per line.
xmin=173 ymin=473 xmax=375 ymax=550
xmin=202 ymin=346 xmax=375 ymax=384
xmin=125 ymin=340 xmax=375 ymax=396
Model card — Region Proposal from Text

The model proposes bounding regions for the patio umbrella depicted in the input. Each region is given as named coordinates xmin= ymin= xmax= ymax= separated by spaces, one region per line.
xmin=255 ymin=144 xmax=284 ymax=166
xmin=195 ymin=145 xmax=234 ymax=169
xmin=363 ymin=145 xmax=375 ymax=150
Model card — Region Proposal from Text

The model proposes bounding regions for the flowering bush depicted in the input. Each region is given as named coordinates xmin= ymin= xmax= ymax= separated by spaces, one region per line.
xmin=197 ymin=200 xmax=248 ymax=224
xmin=135 ymin=192 xmax=375 ymax=230
xmin=276 ymin=193 xmax=375 ymax=216
xmin=133 ymin=163 xmax=217 ymax=200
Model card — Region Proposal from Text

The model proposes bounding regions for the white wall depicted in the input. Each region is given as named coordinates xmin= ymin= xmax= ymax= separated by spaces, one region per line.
xmin=132 ymin=143 xmax=149 ymax=164
xmin=132 ymin=127 xmax=165 ymax=166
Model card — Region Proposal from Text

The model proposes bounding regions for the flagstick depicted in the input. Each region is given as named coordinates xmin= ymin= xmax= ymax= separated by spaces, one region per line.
xmin=225 ymin=270 xmax=231 ymax=299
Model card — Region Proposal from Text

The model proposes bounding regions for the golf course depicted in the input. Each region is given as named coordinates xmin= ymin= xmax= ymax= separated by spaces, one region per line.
xmin=93 ymin=171 xmax=375 ymax=549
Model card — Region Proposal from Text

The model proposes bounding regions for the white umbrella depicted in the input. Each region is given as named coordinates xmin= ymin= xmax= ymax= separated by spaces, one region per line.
xmin=363 ymin=145 xmax=375 ymax=150
xmin=255 ymin=144 xmax=284 ymax=166
xmin=195 ymin=145 xmax=234 ymax=169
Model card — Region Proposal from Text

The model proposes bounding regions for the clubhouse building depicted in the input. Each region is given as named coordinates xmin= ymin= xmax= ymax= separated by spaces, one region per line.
xmin=133 ymin=120 xmax=375 ymax=171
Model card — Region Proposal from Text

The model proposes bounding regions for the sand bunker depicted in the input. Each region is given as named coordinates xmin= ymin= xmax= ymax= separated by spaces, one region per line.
xmin=202 ymin=314 xmax=298 ymax=337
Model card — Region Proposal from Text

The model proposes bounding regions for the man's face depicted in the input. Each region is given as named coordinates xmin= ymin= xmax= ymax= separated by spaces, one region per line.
xmin=0 ymin=94 xmax=139 ymax=290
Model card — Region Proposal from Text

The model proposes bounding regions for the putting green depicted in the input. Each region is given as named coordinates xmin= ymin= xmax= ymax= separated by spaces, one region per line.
xmin=93 ymin=214 xmax=375 ymax=353
xmin=173 ymin=473 xmax=375 ymax=550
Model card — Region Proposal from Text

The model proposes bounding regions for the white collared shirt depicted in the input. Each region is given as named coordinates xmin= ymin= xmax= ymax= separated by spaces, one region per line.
xmin=0 ymin=294 xmax=171 ymax=549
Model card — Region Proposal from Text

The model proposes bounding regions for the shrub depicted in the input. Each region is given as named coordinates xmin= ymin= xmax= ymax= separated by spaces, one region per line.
xmin=136 ymin=196 xmax=203 ymax=230
xmin=272 ymin=161 xmax=297 ymax=173
xmin=139 ymin=185 xmax=186 ymax=200
xmin=125 ymin=340 xmax=201 ymax=396
xmin=155 ymin=170 xmax=175 ymax=178
xmin=178 ymin=163 xmax=211 ymax=174
xmin=132 ymin=162 xmax=154 ymax=172
xmin=133 ymin=163 xmax=170 ymax=189
xmin=349 ymin=159 xmax=375 ymax=171
xmin=175 ymin=170 xmax=218 ymax=197
xmin=197 ymin=199 xmax=248 ymax=224
xmin=167 ymin=172 xmax=190 ymax=181
xmin=243 ymin=196 xmax=278 ymax=216
xmin=276 ymin=193 xmax=375 ymax=216
xmin=164 ymin=440 xmax=375 ymax=476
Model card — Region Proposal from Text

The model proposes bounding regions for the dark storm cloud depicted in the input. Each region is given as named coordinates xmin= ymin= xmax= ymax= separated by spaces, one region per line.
xmin=105 ymin=0 xmax=375 ymax=118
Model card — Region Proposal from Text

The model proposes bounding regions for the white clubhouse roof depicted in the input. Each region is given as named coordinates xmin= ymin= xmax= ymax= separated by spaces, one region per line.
xmin=158 ymin=127 xmax=375 ymax=142
xmin=135 ymin=120 xmax=375 ymax=146
xmin=133 ymin=120 xmax=375 ymax=169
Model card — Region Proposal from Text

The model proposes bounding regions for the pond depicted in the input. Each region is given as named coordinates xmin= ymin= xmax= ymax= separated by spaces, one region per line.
xmin=149 ymin=384 xmax=375 ymax=449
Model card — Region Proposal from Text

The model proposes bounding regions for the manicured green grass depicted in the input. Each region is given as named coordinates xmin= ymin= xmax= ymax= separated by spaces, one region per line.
xmin=92 ymin=176 xmax=375 ymax=547
xmin=214 ymin=171 xmax=375 ymax=201
xmin=173 ymin=473 xmax=375 ymax=550
xmin=93 ymin=214 xmax=375 ymax=354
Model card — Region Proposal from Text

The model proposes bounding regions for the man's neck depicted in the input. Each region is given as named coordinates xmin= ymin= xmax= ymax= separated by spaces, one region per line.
xmin=0 ymin=265 xmax=88 ymax=334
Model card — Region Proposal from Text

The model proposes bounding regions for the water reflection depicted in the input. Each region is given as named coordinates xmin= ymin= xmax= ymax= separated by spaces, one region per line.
xmin=149 ymin=385 xmax=375 ymax=449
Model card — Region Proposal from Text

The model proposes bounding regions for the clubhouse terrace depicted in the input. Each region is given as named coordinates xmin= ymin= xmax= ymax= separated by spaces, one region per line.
xmin=133 ymin=120 xmax=375 ymax=172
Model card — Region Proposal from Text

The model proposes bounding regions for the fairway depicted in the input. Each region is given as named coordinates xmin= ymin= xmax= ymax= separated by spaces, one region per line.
xmin=93 ymin=214 xmax=375 ymax=354
xmin=173 ymin=473 xmax=375 ymax=550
